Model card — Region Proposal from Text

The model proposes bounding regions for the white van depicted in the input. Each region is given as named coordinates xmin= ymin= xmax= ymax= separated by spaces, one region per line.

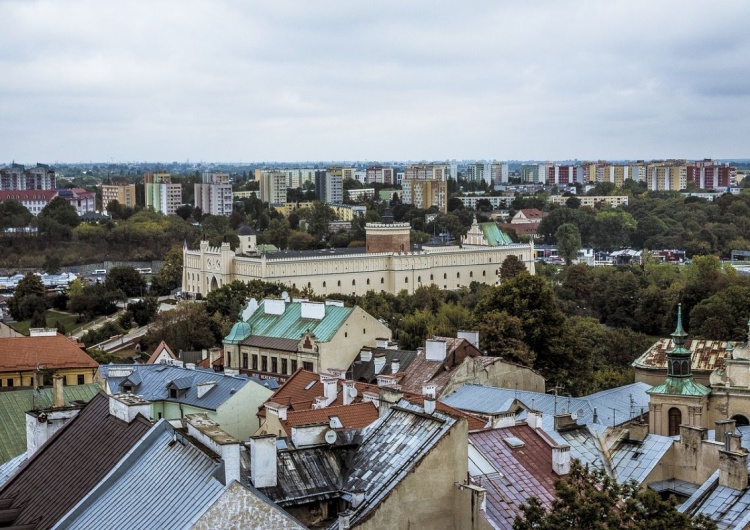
xmin=93 ymin=269 xmax=106 ymax=275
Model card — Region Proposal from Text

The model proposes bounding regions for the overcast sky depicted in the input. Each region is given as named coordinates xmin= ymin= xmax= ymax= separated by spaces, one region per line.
xmin=1 ymin=0 xmax=748 ymax=163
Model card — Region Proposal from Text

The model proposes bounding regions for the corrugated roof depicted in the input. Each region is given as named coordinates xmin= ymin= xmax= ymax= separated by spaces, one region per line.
xmin=0 ymin=383 xmax=101 ymax=463
xmin=348 ymin=347 xmax=419 ymax=383
xmin=0 ymin=333 xmax=99 ymax=372
xmin=469 ymin=425 xmax=558 ymax=529
xmin=633 ymin=338 xmax=731 ymax=372
xmin=241 ymin=335 xmax=299 ymax=352
xmin=100 ymin=364 xmax=257 ymax=411
xmin=54 ymin=420 xmax=226 ymax=530
xmin=0 ymin=392 xmax=152 ymax=529
xmin=259 ymin=446 xmax=343 ymax=506
xmin=480 ymin=222 xmax=513 ymax=246
xmin=245 ymin=301 xmax=353 ymax=343
xmin=441 ymin=383 xmax=652 ymax=430
xmin=680 ymin=469 xmax=750 ymax=529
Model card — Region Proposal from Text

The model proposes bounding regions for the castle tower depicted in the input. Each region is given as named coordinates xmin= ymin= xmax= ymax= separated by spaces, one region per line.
xmin=365 ymin=209 xmax=410 ymax=253
xmin=647 ymin=304 xmax=711 ymax=436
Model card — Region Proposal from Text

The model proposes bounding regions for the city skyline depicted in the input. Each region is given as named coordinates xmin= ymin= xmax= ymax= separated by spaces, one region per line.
xmin=2 ymin=1 xmax=749 ymax=163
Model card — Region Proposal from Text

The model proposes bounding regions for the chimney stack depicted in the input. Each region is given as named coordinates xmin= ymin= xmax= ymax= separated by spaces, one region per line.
xmin=391 ymin=358 xmax=400 ymax=374
xmin=343 ymin=381 xmax=357 ymax=406
xmin=719 ymin=440 xmax=749 ymax=490
xmin=553 ymin=413 xmax=578 ymax=432
xmin=249 ymin=434 xmax=278 ymax=488
xmin=422 ymin=384 xmax=437 ymax=399
xmin=185 ymin=414 xmax=241 ymax=485
xmin=526 ymin=410 xmax=543 ymax=430
xmin=552 ymin=445 xmax=571 ymax=475
xmin=715 ymin=419 xmax=736 ymax=444
xmin=424 ymin=397 xmax=436 ymax=415
xmin=321 ymin=374 xmax=338 ymax=406
xmin=109 ymin=393 xmax=151 ymax=423
xmin=53 ymin=375 xmax=65 ymax=408
xmin=425 ymin=339 xmax=448 ymax=362
xmin=457 ymin=330 xmax=480 ymax=349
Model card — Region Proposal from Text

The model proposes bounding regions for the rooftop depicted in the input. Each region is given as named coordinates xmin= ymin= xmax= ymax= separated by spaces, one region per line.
xmin=633 ymin=338 xmax=732 ymax=373
xmin=0 ymin=333 xmax=99 ymax=372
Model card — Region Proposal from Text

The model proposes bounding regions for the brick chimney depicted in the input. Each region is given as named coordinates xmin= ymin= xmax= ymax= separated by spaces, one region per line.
xmin=109 ymin=393 xmax=151 ymax=423
xmin=552 ymin=445 xmax=571 ymax=475
xmin=249 ymin=434 xmax=278 ymax=488
xmin=53 ymin=375 xmax=65 ymax=408
xmin=186 ymin=414 xmax=241 ymax=485
xmin=425 ymin=339 xmax=448 ymax=362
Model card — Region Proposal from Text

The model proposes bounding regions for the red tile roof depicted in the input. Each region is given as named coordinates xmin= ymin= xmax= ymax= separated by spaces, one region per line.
xmin=281 ymin=402 xmax=379 ymax=432
xmin=0 ymin=333 xmax=99 ymax=372
xmin=145 ymin=340 xmax=177 ymax=364
xmin=470 ymin=424 xmax=558 ymax=529
xmin=0 ymin=190 xmax=58 ymax=201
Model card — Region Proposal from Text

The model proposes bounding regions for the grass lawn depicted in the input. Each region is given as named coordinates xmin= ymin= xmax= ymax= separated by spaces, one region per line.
xmin=11 ymin=310 xmax=87 ymax=336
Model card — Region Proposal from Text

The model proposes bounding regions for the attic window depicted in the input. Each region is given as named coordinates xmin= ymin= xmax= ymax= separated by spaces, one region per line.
xmin=123 ymin=384 xmax=133 ymax=393
xmin=169 ymin=388 xmax=178 ymax=399
xmin=631 ymin=451 xmax=644 ymax=461
xmin=304 ymin=380 xmax=317 ymax=390
xmin=503 ymin=436 xmax=525 ymax=448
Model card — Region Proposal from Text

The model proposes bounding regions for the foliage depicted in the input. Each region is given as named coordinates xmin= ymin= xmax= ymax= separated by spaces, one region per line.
xmin=81 ymin=321 xmax=124 ymax=348
xmin=555 ymin=223 xmax=582 ymax=265
xmin=513 ymin=460 xmax=716 ymax=530
xmin=69 ymin=283 xmax=121 ymax=319
xmin=129 ymin=296 xmax=159 ymax=326
xmin=141 ymin=302 xmax=224 ymax=352
xmin=105 ymin=266 xmax=147 ymax=297
xmin=149 ymin=245 xmax=183 ymax=295
xmin=500 ymin=255 xmax=527 ymax=281
xmin=9 ymin=273 xmax=46 ymax=320
xmin=37 ymin=197 xmax=80 ymax=240
xmin=0 ymin=199 xmax=33 ymax=229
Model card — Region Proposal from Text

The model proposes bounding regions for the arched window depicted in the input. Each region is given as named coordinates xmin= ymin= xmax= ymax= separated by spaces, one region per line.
xmin=323 ymin=281 xmax=326 ymax=288
xmin=337 ymin=280 xmax=341 ymax=287
xmin=430 ymin=274 xmax=434 ymax=281
xmin=668 ymin=407 xmax=682 ymax=436
xmin=457 ymin=272 xmax=460 ymax=278
xmin=308 ymin=282 xmax=311 ymax=288
xmin=417 ymin=276 xmax=421 ymax=282
xmin=405 ymin=277 xmax=408 ymax=283
xmin=443 ymin=273 xmax=447 ymax=279
xmin=367 ymin=278 xmax=370 ymax=285
xmin=352 ymin=279 xmax=356 ymax=285
xmin=732 ymin=414 xmax=750 ymax=427
xmin=381 ymin=277 xmax=384 ymax=284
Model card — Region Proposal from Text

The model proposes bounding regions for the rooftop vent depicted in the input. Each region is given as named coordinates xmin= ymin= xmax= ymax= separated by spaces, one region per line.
xmin=503 ymin=436 xmax=525 ymax=448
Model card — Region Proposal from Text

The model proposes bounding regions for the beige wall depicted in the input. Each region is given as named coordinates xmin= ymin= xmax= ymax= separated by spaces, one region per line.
xmin=439 ymin=357 xmax=546 ymax=397
xmin=319 ymin=307 xmax=392 ymax=373
xmin=649 ymin=394 xmax=708 ymax=437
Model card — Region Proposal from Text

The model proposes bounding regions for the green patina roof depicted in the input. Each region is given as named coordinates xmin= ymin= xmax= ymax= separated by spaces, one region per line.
xmin=647 ymin=377 xmax=711 ymax=397
xmin=257 ymin=244 xmax=278 ymax=254
xmin=224 ymin=321 xmax=251 ymax=344
xmin=479 ymin=222 xmax=513 ymax=246
xmin=243 ymin=301 xmax=353 ymax=343
xmin=0 ymin=383 xmax=101 ymax=464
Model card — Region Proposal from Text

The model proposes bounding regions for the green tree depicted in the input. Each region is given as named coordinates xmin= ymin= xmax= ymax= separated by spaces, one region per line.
xmin=43 ymin=255 xmax=62 ymax=274
xmin=514 ymin=460 xmax=716 ymax=530
xmin=499 ymin=255 xmax=527 ymax=281
xmin=130 ymin=296 xmax=159 ymax=326
xmin=591 ymin=210 xmax=637 ymax=251
xmin=301 ymin=202 xmax=335 ymax=241
xmin=150 ymin=245 xmax=183 ymax=295
xmin=37 ymin=196 xmax=80 ymax=239
xmin=105 ymin=266 xmax=147 ymax=297
xmin=9 ymin=273 xmax=46 ymax=320
xmin=555 ymin=223 xmax=582 ymax=265
xmin=0 ymin=199 xmax=33 ymax=229
xmin=205 ymin=280 xmax=255 ymax=319
xmin=141 ymin=302 xmax=223 ymax=352
xmin=476 ymin=310 xmax=535 ymax=366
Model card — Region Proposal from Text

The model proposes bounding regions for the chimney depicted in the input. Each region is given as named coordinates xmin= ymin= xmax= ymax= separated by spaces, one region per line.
xmin=553 ymin=413 xmax=578 ymax=432
xmin=338 ymin=510 xmax=352 ymax=530
xmin=457 ymin=330 xmax=480 ymax=349
xmin=300 ymin=301 xmax=326 ymax=320
xmin=109 ymin=393 xmax=151 ymax=423
xmin=343 ymin=381 xmax=357 ymax=406
xmin=360 ymin=348 xmax=373 ymax=362
xmin=526 ymin=410 xmax=543 ymax=430
xmin=628 ymin=422 xmax=649 ymax=442
xmin=552 ymin=445 xmax=571 ymax=475
xmin=53 ymin=375 xmax=65 ymax=408
xmin=425 ymin=339 xmax=447 ymax=362
xmin=263 ymin=298 xmax=286 ymax=315
xmin=378 ymin=386 xmax=404 ymax=417
xmin=375 ymin=338 xmax=389 ymax=348
xmin=424 ymin=397 xmax=436 ymax=415
xmin=264 ymin=402 xmax=288 ymax=421
xmin=185 ymin=414 xmax=240 ymax=485
xmin=249 ymin=434 xmax=278 ymax=488
xmin=490 ymin=412 xmax=516 ymax=429
xmin=328 ymin=368 xmax=346 ymax=380
xmin=391 ymin=358 xmax=400 ymax=373
xmin=373 ymin=355 xmax=386 ymax=374
xmin=25 ymin=406 xmax=82 ymax=456
xmin=321 ymin=374 xmax=338 ymax=406
xmin=291 ymin=423 xmax=328 ymax=448
xmin=719 ymin=440 xmax=749 ymax=490
xmin=362 ymin=391 xmax=380 ymax=408
xmin=715 ymin=419 xmax=736 ymax=443
xmin=422 ymin=384 xmax=437 ymax=399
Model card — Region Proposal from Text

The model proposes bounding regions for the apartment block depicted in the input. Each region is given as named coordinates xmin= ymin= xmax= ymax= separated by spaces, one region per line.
xmin=144 ymin=173 xmax=182 ymax=215
xmin=404 ymin=164 xmax=449 ymax=182
xmin=365 ymin=166 xmax=394 ymax=185
xmin=647 ymin=162 xmax=687 ymax=191
xmin=195 ymin=172 xmax=233 ymax=216
xmin=315 ymin=172 xmax=343 ymax=204
xmin=0 ymin=163 xmax=56 ymax=190
xmin=101 ymin=184 xmax=137 ymax=210
xmin=401 ymin=178 xmax=447 ymax=213
xmin=687 ymin=159 xmax=736 ymax=190
xmin=256 ymin=170 xmax=289 ymax=205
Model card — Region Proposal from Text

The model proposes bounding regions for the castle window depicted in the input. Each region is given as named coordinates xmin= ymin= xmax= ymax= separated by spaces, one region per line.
xmin=443 ymin=273 xmax=447 ymax=279
xmin=323 ymin=282 xmax=326 ymax=288
xmin=308 ymin=282 xmax=311 ymax=288
xmin=457 ymin=272 xmax=460 ymax=278
xmin=405 ymin=277 xmax=408 ymax=283
xmin=381 ymin=277 xmax=384 ymax=284
xmin=367 ymin=279 xmax=370 ymax=285
xmin=418 ymin=276 xmax=421 ymax=282
xmin=352 ymin=279 xmax=356 ymax=285
xmin=668 ymin=407 xmax=681 ymax=436
xmin=430 ymin=274 xmax=433 ymax=280
xmin=483 ymin=271 xmax=486 ymax=277
xmin=338 ymin=280 xmax=341 ymax=287
xmin=470 ymin=271 xmax=473 ymax=278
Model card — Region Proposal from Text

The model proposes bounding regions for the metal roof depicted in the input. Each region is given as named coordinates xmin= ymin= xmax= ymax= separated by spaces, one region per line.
xmin=680 ymin=470 xmax=750 ymax=529
xmin=633 ymin=338 xmax=731 ymax=372
xmin=259 ymin=446 xmax=343 ymax=506
xmin=441 ymin=383 xmax=652 ymax=430
xmin=243 ymin=300 xmax=353 ymax=343
xmin=100 ymin=364 xmax=256 ymax=411
xmin=54 ymin=420 xmax=226 ymax=530
xmin=480 ymin=222 xmax=513 ymax=246
xmin=647 ymin=377 xmax=711 ymax=396
xmin=0 ymin=452 xmax=25 ymax=488
xmin=0 ymin=383 xmax=101 ymax=464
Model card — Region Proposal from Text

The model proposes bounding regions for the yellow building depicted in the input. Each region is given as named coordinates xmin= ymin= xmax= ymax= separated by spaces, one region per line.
xmin=0 ymin=328 xmax=99 ymax=389
xmin=101 ymin=184 xmax=137 ymax=210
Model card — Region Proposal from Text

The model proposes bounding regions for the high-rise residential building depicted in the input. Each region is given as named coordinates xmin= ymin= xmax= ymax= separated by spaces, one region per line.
xmin=491 ymin=162 xmax=509 ymax=186
xmin=144 ymin=172 xmax=182 ymax=215
xmin=466 ymin=162 xmax=492 ymax=185
xmin=687 ymin=160 xmax=736 ymax=190
xmin=521 ymin=164 xmax=542 ymax=184
xmin=315 ymin=171 xmax=344 ymax=204
xmin=366 ymin=166 xmax=394 ymax=185
xmin=401 ymin=178 xmax=447 ymax=213
xmin=0 ymin=163 xmax=56 ymax=190
xmin=545 ymin=165 xmax=576 ymax=186
xmin=646 ymin=162 xmax=687 ymax=191
xmin=276 ymin=168 xmax=318 ymax=188
xmin=256 ymin=169 xmax=289 ymax=204
xmin=404 ymin=164 xmax=449 ymax=181
xmin=102 ymin=183 xmax=137 ymax=211
xmin=327 ymin=166 xmax=354 ymax=181
xmin=195 ymin=172 xmax=233 ymax=216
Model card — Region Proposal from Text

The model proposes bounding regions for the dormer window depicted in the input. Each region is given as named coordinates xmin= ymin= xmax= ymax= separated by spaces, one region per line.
xmin=169 ymin=388 xmax=178 ymax=399
xmin=123 ymin=384 xmax=133 ymax=393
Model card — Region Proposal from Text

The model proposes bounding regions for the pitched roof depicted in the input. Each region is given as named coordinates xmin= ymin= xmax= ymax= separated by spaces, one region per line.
xmin=398 ymin=338 xmax=481 ymax=395
xmin=469 ymin=425 xmax=558 ymax=529
xmin=244 ymin=300 xmax=354 ymax=343
xmin=0 ymin=383 xmax=101 ymax=464
xmin=0 ymin=333 xmax=99 ymax=372
xmin=680 ymin=470 xmax=750 ymax=529
xmin=347 ymin=347 xmax=420 ymax=383
xmin=479 ymin=222 xmax=513 ymax=246
xmin=53 ymin=420 xmax=226 ymax=530
xmin=441 ymin=383 xmax=652 ymax=430
xmin=0 ymin=190 xmax=58 ymax=201
xmin=100 ymin=364 xmax=261 ymax=411
xmin=0 ymin=392 xmax=152 ymax=529
xmin=518 ymin=208 xmax=547 ymax=219
xmin=259 ymin=446 xmax=343 ymax=506
xmin=281 ymin=402 xmax=379 ymax=433
xmin=145 ymin=340 xmax=176 ymax=364
xmin=633 ymin=338 xmax=730 ymax=373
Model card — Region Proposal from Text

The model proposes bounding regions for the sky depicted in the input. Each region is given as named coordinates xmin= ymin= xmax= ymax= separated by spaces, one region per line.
xmin=1 ymin=0 xmax=749 ymax=163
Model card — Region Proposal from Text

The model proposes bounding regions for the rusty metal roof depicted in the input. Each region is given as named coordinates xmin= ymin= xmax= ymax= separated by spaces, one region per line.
xmin=632 ymin=338 xmax=731 ymax=372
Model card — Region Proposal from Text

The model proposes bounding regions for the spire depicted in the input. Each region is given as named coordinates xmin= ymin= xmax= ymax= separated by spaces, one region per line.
xmin=671 ymin=304 xmax=687 ymax=345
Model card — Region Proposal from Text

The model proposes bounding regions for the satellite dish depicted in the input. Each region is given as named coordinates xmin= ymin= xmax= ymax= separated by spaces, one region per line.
xmin=281 ymin=291 xmax=290 ymax=302
xmin=348 ymin=387 xmax=358 ymax=398
xmin=325 ymin=430 xmax=337 ymax=445
xmin=38 ymin=413 xmax=48 ymax=423
xmin=570 ymin=413 xmax=578 ymax=421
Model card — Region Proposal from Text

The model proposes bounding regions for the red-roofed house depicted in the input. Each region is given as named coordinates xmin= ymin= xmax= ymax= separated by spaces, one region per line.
xmin=145 ymin=340 xmax=177 ymax=364
xmin=0 ymin=189 xmax=58 ymax=216
xmin=0 ymin=328 xmax=99 ymax=388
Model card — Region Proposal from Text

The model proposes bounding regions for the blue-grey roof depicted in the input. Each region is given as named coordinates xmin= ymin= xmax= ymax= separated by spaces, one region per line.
xmin=441 ymin=383 xmax=652 ymax=430
xmin=53 ymin=420 xmax=226 ymax=530
xmin=328 ymin=399 xmax=457 ymax=529
xmin=680 ymin=469 xmax=750 ymax=529
xmin=0 ymin=452 xmax=26 ymax=488
xmin=100 ymin=364 xmax=254 ymax=411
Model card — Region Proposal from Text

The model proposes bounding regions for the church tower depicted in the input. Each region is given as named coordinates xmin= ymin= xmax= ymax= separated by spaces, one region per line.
xmin=647 ymin=304 xmax=711 ymax=436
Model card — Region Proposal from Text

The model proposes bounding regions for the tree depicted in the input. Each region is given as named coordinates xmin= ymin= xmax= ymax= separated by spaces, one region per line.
xmin=9 ymin=273 xmax=46 ymax=320
xmin=105 ymin=266 xmax=147 ymax=297
xmin=37 ymin=197 xmax=80 ymax=239
xmin=130 ymin=296 xmax=159 ymax=326
xmin=301 ymin=202 xmax=335 ymax=241
xmin=514 ymin=460 xmax=716 ymax=530
xmin=556 ymin=223 xmax=582 ymax=265
xmin=43 ymin=255 xmax=61 ymax=274
xmin=476 ymin=311 xmax=535 ymax=366
xmin=141 ymin=302 xmax=223 ymax=353
xmin=0 ymin=199 xmax=33 ymax=229
xmin=565 ymin=196 xmax=581 ymax=209
xmin=205 ymin=280 xmax=255 ymax=319
xmin=591 ymin=210 xmax=637 ymax=251
xmin=500 ymin=255 xmax=527 ymax=281
xmin=150 ymin=245 xmax=183 ymax=295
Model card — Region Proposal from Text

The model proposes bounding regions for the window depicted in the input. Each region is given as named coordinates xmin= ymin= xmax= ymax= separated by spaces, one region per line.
xmin=169 ymin=388 xmax=178 ymax=399
xmin=323 ymin=281 xmax=326 ymax=287
xmin=7 ymin=378 xmax=13 ymax=387
xmin=281 ymin=358 xmax=288 ymax=374
xmin=252 ymin=354 xmax=258 ymax=370
xmin=291 ymin=360 xmax=298 ymax=372
xmin=158 ymin=412 xmax=163 ymax=419
xmin=308 ymin=282 xmax=311 ymax=288
xmin=345 ymin=332 xmax=348 ymax=338
xmin=443 ymin=273 xmax=447 ymax=279
xmin=668 ymin=407 xmax=682 ymax=437
xmin=405 ymin=277 xmax=408 ymax=283
xmin=338 ymin=280 xmax=341 ymax=287
xmin=363 ymin=328 xmax=366 ymax=334
xmin=303 ymin=361 xmax=314 ymax=371
xmin=261 ymin=356 xmax=268 ymax=372
xmin=457 ymin=272 xmax=460 ymax=278
xmin=352 ymin=279 xmax=356 ymax=285
xmin=367 ymin=278 xmax=370 ymax=285
xmin=470 ymin=271 xmax=473 ymax=278
xmin=381 ymin=277 xmax=384 ymax=284
xmin=483 ymin=271 xmax=486 ymax=277
xmin=430 ymin=274 xmax=433 ymax=280
xmin=271 ymin=357 xmax=278 ymax=373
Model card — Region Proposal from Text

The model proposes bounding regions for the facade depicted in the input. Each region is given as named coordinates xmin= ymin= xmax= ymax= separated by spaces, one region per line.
xmin=183 ymin=220 xmax=534 ymax=297
xmin=0 ymin=328 xmax=99 ymax=389
xmin=456 ymin=194 xmax=514 ymax=210
xmin=401 ymin=178 xmax=447 ymax=212
xmin=257 ymin=170 xmax=288 ymax=204
xmin=195 ymin=172 xmax=233 ymax=216
xmin=347 ymin=188 xmax=375 ymax=201
xmin=330 ymin=203 xmax=366 ymax=221
xmin=223 ymin=298 xmax=392 ymax=379
xmin=404 ymin=164 xmax=449 ymax=181
xmin=0 ymin=163 xmax=56 ymax=190
xmin=144 ymin=172 xmax=182 ymax=215
xmin=101 ymin=183 xmax=137 ymax=210
xmin=56 ymin=187 xmax=96 ymax=216
xmin=315 ymin=171 xmax=344 ymax=204
xmin=687 ymin=159 xmax=736 ymax=190
xmin=0 ymin=189 xmax=57 ymax=216
xmin=365 ymin=165 xmax=394 ymax=185
xmin=548 ymin=195 xmax=629 ymax=208
xmin=646 ymin=162 xmax=687 ymax=191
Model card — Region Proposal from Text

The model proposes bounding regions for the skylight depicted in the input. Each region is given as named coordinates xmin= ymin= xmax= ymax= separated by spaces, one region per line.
xmin=503 ymin=436 xmax=525 ymax=448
